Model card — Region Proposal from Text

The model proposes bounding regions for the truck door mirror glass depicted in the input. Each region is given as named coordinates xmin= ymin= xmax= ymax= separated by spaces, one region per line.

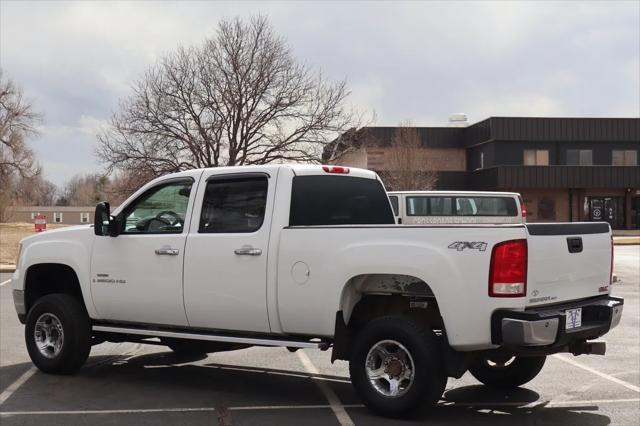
xmin=94 ymin=202 xmax=118 ymax=236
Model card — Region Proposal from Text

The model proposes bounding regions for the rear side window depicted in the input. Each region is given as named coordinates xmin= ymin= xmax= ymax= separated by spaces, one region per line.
xmin=406 ymin=196 xmax=518 ymax=217
xmin=290 ymin=176 xmax=395 ymax=226
xmin=389 ymin=196 xmax=399 ymax=216
xmin=199 ymin=177 xmax=268 ymax=233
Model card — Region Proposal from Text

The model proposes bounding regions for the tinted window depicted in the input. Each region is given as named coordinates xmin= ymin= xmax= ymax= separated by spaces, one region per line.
xmin=122 ymin=180 xmax=193 ymax=234
xmin=406 ymin=196 xmax=518 ymax=217
xmin=290 ymin=176 xmax=395 ymax=226
xmin=389 ymin=196 xmax=399 ymax=216
xmin=199 ymin=177 xmax=268 ymax=233
xmin=567 ymin=149 xmax=593 ymax=166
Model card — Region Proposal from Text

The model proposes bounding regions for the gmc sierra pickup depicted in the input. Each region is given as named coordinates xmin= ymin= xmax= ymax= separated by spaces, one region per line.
xmin=11 ymin=164 xmax=623 ymax=417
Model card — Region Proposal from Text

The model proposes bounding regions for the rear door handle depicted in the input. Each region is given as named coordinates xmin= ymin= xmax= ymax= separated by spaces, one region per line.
xmin=155 ymin=246 xmax=180 ymax=256
xmin=234 ymin=246 xmax=262 ymax=256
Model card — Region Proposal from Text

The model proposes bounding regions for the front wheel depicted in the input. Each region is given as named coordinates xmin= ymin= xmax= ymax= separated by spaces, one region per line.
xmin=25 ymin=294 xmax=91 ymax=374
xmin=469 ymin=355 xmax=546 ymax=389
xmin=349 ymin=316 xmax=446 ymax=418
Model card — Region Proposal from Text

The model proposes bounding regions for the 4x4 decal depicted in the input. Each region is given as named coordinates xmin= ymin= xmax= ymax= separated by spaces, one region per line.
xmin=448 ymin=241 xmax=488 ymax=251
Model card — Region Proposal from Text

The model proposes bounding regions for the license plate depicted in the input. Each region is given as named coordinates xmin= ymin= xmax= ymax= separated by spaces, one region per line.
xmin=565 ymin=308 xmax=582 ymax=330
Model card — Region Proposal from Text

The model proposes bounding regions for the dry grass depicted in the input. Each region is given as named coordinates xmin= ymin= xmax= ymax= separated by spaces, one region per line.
xmin=0 ymin=223 xmax=68 ymax=265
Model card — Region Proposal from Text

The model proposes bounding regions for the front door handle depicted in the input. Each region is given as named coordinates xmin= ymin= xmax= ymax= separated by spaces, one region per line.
xmin=234 ymin=246 xmax=262 ymax=256
xmin=155 ymin=246 xmax=180 ymax=256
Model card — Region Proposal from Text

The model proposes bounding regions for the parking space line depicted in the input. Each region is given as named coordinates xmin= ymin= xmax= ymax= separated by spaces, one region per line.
xmin=296 ymin=350 xmax=355 ymax=426
xmin=0 ymin=366 xmax=36 ymax=406
xmin=0 ymin=279 xmax=11 ymax=287
xmin=3 ymin=399 xmax=640 ymax=417
xmin=553 ymin=354 xmax=640 ymax=393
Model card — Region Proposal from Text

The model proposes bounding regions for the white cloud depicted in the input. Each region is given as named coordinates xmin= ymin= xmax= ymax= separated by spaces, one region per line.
xmin=1 ymin=0 xmax=638 ymax=185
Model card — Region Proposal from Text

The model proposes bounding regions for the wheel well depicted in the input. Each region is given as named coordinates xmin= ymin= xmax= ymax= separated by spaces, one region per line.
xmin=332 ymin=273 xmax=444 ymax=362
xmin=25 ymin=263 xmax=85 ymax=314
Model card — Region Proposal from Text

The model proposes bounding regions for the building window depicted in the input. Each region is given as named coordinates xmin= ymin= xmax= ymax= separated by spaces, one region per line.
xmin=53 ymin=212 xmax=63 ymax=223
xmin=612 ymin=150 xmax=637 ymax=166
xmin=567 ymin=149 xmax=593 ymax=166
xmin=538 ymin=197 xmax=556 ymax=220
xmin=80 ymin=212 xmax=90 ymax=223
xmin=524 ymin=149 xmax=549 ymax=166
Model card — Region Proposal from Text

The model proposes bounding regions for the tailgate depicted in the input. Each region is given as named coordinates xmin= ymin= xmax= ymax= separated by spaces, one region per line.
xmin=526 ymin=222 xmax=612 ymax=307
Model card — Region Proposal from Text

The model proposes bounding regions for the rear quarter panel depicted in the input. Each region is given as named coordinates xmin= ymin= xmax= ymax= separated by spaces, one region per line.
xmin=276 ymin=225 xmax=528 ymax=350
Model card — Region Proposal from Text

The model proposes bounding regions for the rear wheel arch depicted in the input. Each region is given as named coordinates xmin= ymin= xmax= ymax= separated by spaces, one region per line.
xmin=332 ymin=274 xmax=445 ymax=362
xmin=24 ymin=263 xmax=86 ymax=315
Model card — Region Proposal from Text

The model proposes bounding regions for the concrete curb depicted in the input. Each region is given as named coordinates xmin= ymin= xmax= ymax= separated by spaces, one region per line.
xmin=0 ymin=265 xmax=16 ymax=273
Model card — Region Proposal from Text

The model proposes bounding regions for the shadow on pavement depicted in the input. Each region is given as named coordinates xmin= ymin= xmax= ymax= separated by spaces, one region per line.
xmin=1 ymin=353 xmax=613 ymax=426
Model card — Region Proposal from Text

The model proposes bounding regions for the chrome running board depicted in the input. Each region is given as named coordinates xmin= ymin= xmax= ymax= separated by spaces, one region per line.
xmin=92 ymin=325 xmax=329 ymax=349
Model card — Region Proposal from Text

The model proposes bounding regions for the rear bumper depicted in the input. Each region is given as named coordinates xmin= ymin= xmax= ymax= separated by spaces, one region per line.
xmin=492 ymin=296 xmax=623 ymax=348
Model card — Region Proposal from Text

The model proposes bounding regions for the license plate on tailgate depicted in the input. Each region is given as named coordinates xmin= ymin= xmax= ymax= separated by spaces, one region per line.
xmin=565 ymin=308 xmax=582 ymax=330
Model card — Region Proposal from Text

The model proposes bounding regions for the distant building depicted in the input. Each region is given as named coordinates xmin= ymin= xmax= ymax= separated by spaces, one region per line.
xmin=327 ymin=117 xmax=640 ymax=230
xmin=6 ymin=206 xmax=95 ymax=225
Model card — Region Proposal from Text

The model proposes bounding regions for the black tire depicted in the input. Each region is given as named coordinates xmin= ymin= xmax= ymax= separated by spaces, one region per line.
xmin=25 ymin=294 xmax=91 ymax=375
xmin=469 ymin=355 xmax=546 ymax=389
xmin=349 ymin=316 xmax=446 ymax=418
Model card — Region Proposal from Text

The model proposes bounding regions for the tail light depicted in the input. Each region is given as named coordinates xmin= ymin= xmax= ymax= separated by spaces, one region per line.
xmin=322 ymin=165 xmax=350 ymax=174
xmin=518 ymin=195 xmax=527 ymax=220
xmin=489 ymin=239 xmax=527 ymax=297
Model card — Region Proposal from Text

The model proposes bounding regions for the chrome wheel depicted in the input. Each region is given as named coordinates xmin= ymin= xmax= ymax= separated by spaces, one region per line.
xmin=34 ymin=313 xmax=64 ymax=359
xmin=365 ymin=339 xmax=415 ymax=398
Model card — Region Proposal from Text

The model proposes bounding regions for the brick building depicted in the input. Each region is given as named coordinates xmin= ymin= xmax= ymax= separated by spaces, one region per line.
xmin=327 ymin=117 xmax=640 ymax=229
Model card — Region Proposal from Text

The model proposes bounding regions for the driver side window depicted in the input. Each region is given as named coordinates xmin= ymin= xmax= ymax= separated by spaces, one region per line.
xmin=122 ymin=180 xmax=193 ymax=234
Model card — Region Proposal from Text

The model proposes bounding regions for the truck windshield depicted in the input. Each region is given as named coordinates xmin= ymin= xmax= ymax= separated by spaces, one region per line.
xmin=289 ymin=176 xmax=395 ymax=226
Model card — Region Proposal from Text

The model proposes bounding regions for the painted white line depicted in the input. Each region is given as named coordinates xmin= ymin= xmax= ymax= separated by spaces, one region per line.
xmin=297 ymin=350 xmax=355 ymax=426
xmin=0 ymin=405 xmax=365 ymax=416
xmin=439 ymin=397 xmax=640 ymax=408
xmin=553 ymin=354 xmax=640 ymax=393
xmin=3 ymin=399 xmax=640 ymax=416
xmin=0 ymin=366 xmax=36 ymax=406
xmin=0 ymin=279 xmax=11 ymax=287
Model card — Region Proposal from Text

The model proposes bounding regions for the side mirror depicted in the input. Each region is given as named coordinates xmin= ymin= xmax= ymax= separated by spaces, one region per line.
xmin=94 ymin=202 xmax=119 ymax=237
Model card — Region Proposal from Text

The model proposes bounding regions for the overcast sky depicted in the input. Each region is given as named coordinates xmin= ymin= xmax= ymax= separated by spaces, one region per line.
xmin=1 ymin=0 xmax=638 ymax=186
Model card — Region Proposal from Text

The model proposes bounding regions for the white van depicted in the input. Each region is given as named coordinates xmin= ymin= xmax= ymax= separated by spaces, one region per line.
xmin=388 ymin=191 xmax=526 ymax=224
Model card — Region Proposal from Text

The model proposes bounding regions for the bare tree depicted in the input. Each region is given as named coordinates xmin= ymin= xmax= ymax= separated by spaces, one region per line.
xmin=0 ymin=70 xmax=42 ymax=179
xmin=58 ymin=174 xmax=109 ymax=206
xmin=0 ymin=70 xmax=43 ymax=221
xmin=380 ymin=123 xmax=437 ymax=191
xmin=98 ymin=16 xmax=355 ymax=179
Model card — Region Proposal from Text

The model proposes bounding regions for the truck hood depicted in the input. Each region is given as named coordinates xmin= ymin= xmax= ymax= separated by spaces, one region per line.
xmin=20 ymin=225 xmax=94 ymax=246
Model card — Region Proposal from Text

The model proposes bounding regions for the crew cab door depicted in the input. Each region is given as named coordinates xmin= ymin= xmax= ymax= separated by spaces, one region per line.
xmin=90 ymin=178 xmax=196 ymax=326
xmin=183 ymin=170 xmax=275 ymax=332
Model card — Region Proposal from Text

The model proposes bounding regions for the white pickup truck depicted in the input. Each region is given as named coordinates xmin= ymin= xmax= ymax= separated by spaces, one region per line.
xmin=11 ymin=164 xmax=623 ymax=417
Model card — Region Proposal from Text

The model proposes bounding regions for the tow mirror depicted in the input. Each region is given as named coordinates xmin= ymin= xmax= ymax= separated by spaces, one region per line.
xmin=94 ymin=202 xmax=119 ymax=237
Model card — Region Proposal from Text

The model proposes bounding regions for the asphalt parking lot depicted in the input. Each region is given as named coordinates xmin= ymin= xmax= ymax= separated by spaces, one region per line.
xmin=1 ymin=245 xmax=638 ymax=426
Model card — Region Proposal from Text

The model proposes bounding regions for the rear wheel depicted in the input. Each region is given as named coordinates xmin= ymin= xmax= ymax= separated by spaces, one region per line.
xmin=469 ymin=355 xmax=546 ymax=389
xmin=349 ymin=316 xmax=446 ymax=418
xmin=25 ymin=294 xmax=91 ymax=374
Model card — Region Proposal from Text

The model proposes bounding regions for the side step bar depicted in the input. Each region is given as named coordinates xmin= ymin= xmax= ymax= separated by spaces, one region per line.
xmin=92 ymin=325 xmax=330 ymax=350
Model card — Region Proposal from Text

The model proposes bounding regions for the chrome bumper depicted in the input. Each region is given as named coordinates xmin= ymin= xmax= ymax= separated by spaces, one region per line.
xmin=502 ymin=318 xmax=559 ymax=346
xmin=493 ymin=296 xmax=624 ymax=348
